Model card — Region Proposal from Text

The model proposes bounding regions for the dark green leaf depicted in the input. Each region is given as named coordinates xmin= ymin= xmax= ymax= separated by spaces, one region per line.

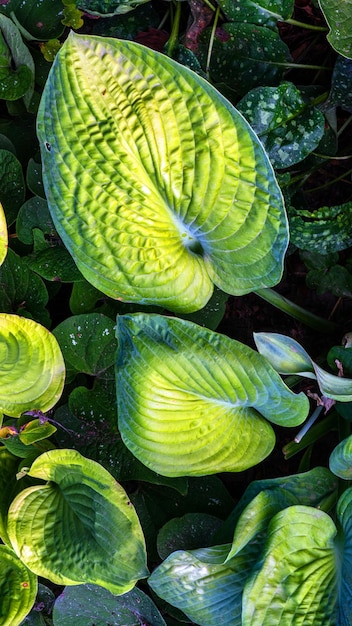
xmin=319 ymin=0 xmax=352 ymax=59
xmin=0 ymin=14 xmax=34 ymax=106
xmin=237 ymin=82 xmax=325 ymax=168
xmin=328 ymin=55 xmax=352 ymax=112
xmin=78 ymin=0 xmax=152 ymax=16
xmin=4 ymin=0 xmax=65 ymax=40
xmin=157 ymin=513 xmax=223 ymax=559
xmin=27 ymin=246 xmax=83 ymax=283
xmin=26 ymin=158 xmax=45 ymax=198
xmin=289 ymin=202 xmax=352 ymax=254
xmin=198 ymin=23 xmax=291 ymax=96
xmin=217 ymin=0 xmax=294 ymax=27
xmin=53 ymin=584 xmax=166 ymax=626
xmin=16 ymin=196 xmax=56 ymax=245
xmin=0 ymin=149 xmax=25 ymax=225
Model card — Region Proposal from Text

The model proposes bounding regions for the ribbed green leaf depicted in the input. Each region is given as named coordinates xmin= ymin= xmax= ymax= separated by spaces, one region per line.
xmin=37 ymin=32 xmax=288 ymax=313
xmin=53 ymin=584 xmax=167 ymax=626
xmin=242 ymin=506 xmax=338 ymax=626
xmin=0 ymin=544 xmax=37 ymax=626
xmin=329 ymin=435 xmax=352 ymax=479
xmin=116 ymin=314 xmax=309 ymax=477
xmin=149 ymin=544 xmax=258 ymax=626
xmin=7 ymin=449 xmax=148 ymax=594
xmin=336 ymin=487 xmax=352 ymax=625
xmin=0 ymin=314 xmax=65 ymax=417
xmin=254 ymin=332 xmax=352 ymax=401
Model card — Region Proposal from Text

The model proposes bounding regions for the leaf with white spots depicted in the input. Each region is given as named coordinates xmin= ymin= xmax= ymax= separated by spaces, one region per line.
xmin=217 ymin=0 xmax=294 ymax=29
xmin=327 ymin=55 xmax=352 ymax=112
xmin=198 ymin=22 xmax=291 ymax=96
xmin=237 ymin=82 xmax=325 ymax=168
xmin=319 ymin=0 xmax=352 ymax=59
xmin=289 ymin=201 xmax=352 ymax=254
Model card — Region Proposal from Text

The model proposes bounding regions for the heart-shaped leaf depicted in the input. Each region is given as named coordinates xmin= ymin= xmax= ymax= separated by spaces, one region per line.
xmin=254 ymin=332 xmax=352 ymax=401
xmin=0 ymin=313 xmax=65 ymax=418
xmin=53 ymin=584 xmax=166 ymax=626
xmin=116 ymin=314 xmax=309 ymax=477
xmin=7 ymin=449 xmax=148 ymax=594
xmin=37 ymin=32 xmax=288 ymax=313
xmin=0 ymin=544 xmax=37 ymax=626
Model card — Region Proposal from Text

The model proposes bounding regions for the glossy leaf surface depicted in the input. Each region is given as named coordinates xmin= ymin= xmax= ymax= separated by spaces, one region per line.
xmin=0 ymin=544 xmax=37 ymax=626
xmin=218 ymin=0 xmax=293 ymax=27
xmin=116 ymin=314 xmax=309 ymax=476
xmin=37 ymin=33 xmax=288 ymax=313
xmin=0 ymin=314 xmax=65 ymax=417
xmin=7 ymin=449 xmax=148 ymax=594
xmin=329 ymin=435 xmax=352 ymax=479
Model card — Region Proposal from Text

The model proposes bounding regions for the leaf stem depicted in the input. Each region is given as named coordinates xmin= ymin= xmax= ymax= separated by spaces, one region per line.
xmin=305 ymin=166 xmax=352 ymax=193
xmin=282 ymin=412 xmax=337 ymax=459
xmin=166 ymin=1 xmax=182 ymax=58
xmin=294 ymin=405 xmax=323 ymax=443
xmin=254 ymin=288 xmax=338 ymax=333
xmin=284 ymin=18 xmax=328 ymax=32
xmin=337 ymin=114 xmax=352 ymax=138
xmin=206 ymin=5 xmax=220 ymax=77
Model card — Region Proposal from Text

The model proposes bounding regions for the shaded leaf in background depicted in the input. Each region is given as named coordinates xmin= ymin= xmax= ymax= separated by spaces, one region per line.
xmin=7 ymin=449 xmax=149 ymax=593
xmin=37 ymin=33 xmax=288 ymax=313
xmin=2 ymin=0 xmax=65 ymax=41
xmin=0 ymin=448 xmax=21 ymax=544
xmin=116 ymin=314 xmax=308 ymax=476
xmin=336 ymin=487 xmax=352 ymax=624
xmin=198 ymin=23 xmax=291 ymax=96
xmin=78 ymin=0 xmax=152 ymax=16
xmin=289 ymin=203 xmax=352 ymax=254
xmin=27 ymin=245 xmax=83 ymax=283
xmin=0 ymin=543 xmax=37 ymax=626
xmin=328 ymin=55 xmax=352 ymax=112
xmin=319 ymin=0 xmax=352 ymax=59
xmin=0 ymin=313 xmax=65 ymax=418
xmin=16 ymin=196 xmax=56 ymax=245
xmin=0 ymin=14 xmax=34 ymax=106
xmin=91 ymin=3 xmax=160 ymax=40
xmin=53 ymin=584 xmax=166 ymax=626
xmin=237 ymin=82 xmax=325 ymax=168
xmin=0 ymin=248 xmax=50 ymax=325
xmin=157 ymin=513 xmax=223 ymax=559
xmin=26 ymin=158 xmax=45 ymax=198
xmin=21 ymin=583 xmax=55 ymax=626
xmin=0 ymin=149 xmax=25 ymax=225
xmin=217 ymin=0 xmax=294 ymax=28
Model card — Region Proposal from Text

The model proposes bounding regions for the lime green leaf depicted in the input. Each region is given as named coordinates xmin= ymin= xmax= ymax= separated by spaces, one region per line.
xmin=198 ymin=23 xmax=291 ymax=96
xmin=37 ymin=32 xmax=288 ymax=313
xmin=149 ymin=543 xmax=257 ymax=626
xmin=0 ymin=313 xmax=65 ymax=417
xmin=254 ymin=332 xmax=352 ymax=401
xmin=0 ymin=149 xmax=25 ymax=225
xmin=53 ymin=583 xmax=166 ymax=626
xmin=39 ymin=38 xmax=61 ymax=62
xmin=0 ymin=544 xmax=37 ymax=626
xmin=18 ymin=418 xmax=57 ymax=445
xmin=319 ymin=0 xmax=352 ymax=59
xmin=0 ymin=14 xmax=34 ymax=106
xmin=237 ymin=82 xmax=325 ymax=168
xmin=0 ymin=201 xmax=7 ymax=266
xmin=116 ymin=314 xmax=309 ymax=477
xmin=77 ymin=0 xmax=151 ymax=16
xmin=242 ymin=506 xmax=338 ymax=625
xmin=329 ymin=435 xmax=352 ymax=479
xmin=7 ymin=449 xmax=148 ymax=593
xmin=217 ymin=0 xmax=294 ymax=27
xmin=61 ymin=3 xmax=84 ymax=29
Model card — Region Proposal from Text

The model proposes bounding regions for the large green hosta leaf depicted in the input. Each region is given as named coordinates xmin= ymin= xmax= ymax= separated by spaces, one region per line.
xmin=0 ymin=314 xmax=65 ymax=418
xmin=37 ymin=32 xmax=288 ymax=314
xmin=116 ymin=314 xmax=309 ymax=476
xmin=7 ymin=449 xmax=148 ymax=594
xmin=0 ymin=544 xmax=37 ymax=626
